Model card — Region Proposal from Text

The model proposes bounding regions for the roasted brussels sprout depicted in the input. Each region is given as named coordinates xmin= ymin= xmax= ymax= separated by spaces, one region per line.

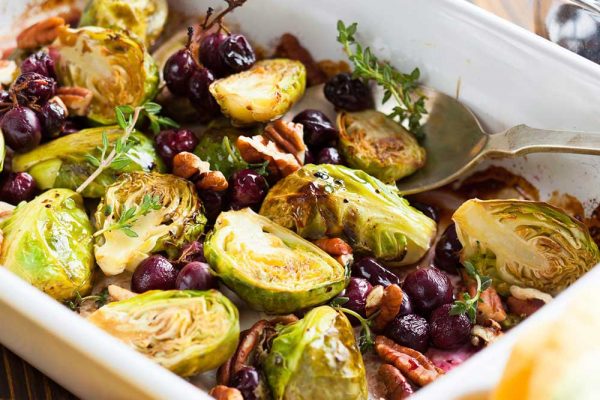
xmin=0 ymin=189 xmax=94 ymax=301
xmin=264 ymin=306 xmax=368 ymax=399
xmin=12 ymin=126 xmax=164 ymax=198
xmin=260 ymin=164 xmax=436 ymax=264
xmin=453 ymin=199 xmax=600 ymax=295
xmin=51 ymin=26 xmax=159 ymax=125
xmin=88 ymin=290 xmax=239 ymax=376
xmin=79 ymin=0 xmax=168 ymax=47
xmin=209 ymin=59 xmax=306 ymax=125
xmin=94 ymin=172 xmax=206 ymax=275
xmin=337 ymin=110 xmax=426 ymax=183
xmin=204 ymin=208 xmax=348 ymax=313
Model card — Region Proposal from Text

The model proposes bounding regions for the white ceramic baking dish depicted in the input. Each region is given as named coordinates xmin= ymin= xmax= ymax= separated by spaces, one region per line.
xmin=1 ymin=0 xmax=600 ymax=399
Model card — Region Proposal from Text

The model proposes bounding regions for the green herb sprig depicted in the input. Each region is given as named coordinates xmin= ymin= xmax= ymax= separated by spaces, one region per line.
xmin=94 ymin=194 xmax=162 ymax=238
xmin=65 ymin=287 xmax=110 ymax=311
xmin=337 ymin=20 xmax=427 ymax=140
xmin=331 ymin=296 xmax=375 ymax=353
xmin=450 ymin=261 xmax=492 ymax=323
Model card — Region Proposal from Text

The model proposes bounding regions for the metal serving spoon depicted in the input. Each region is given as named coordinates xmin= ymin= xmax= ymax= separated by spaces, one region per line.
xmin=394 ymin=87 xmax=600 ymax=195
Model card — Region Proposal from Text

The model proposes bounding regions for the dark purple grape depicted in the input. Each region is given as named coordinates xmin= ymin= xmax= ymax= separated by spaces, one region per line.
xmin=316 ymin=147 xmax=341 ymax=165
xmin=39 ymin=97 xmax=67 ymax=139
xmin=351 ymin=257 xmax=400 ymax=287
xmin=131 ymin=255 xmax=178 ymax=293
xmin=62 ymin=119 xmax=80 ymax=136
xmin=403 ymin=267 xmax=454 ymax=316
xmin=198 ymin=189 xmax=225 ymax=223
xmin=304 ymin=149 xmax=315 ymax=164
xmin=20 ymin=51 xmax=56 ymax=78
xmin=176 ymin=241 xmax=206 ymax=265
xmin=218 ymin=34 xmax=256 ymax=74
xmin=0 ymin=90 xmax=11 ymax=118
xmin=292 ymin=109 xmax=338 ymax=149
xmin=340 ymin=277 xmax=372 ymax=317
xmin=12 ymin=72 xmax=56 ymax=107
xmin=410 ymin=201 xmax=440 ymax=223
xmin=386 ymin=314 xmax=430 ymax=353
xmin=434 ymin=223 xmax=463 ymax=274
xmin=154 ymin=129 xmax=199 ymax=164
xmin=0 ymin=172 xmax=36 ymax=204
xmin=399 ymin=293 xmax=413 ymax=316
xmin=175 ymin=261 xmax=216 ymax=290
xmin=429 ymin=304 xmax=472 ymax=349
xmin=232 ymin=366 xmax=260 ymax=400
xmin=199 ymin=32 xmax=227 ymax=76
xmin=164 ymin=49 xmax=197 ymax=96
xmin=1 ymin=106 xmax=42 ymax=152
xmin=324 ymin=73 xmax=374 ymax=111
xmin=188 ymin=68 xmax=219 ymax=117
xmin=229 ymin=169 xmax=269 ymax=210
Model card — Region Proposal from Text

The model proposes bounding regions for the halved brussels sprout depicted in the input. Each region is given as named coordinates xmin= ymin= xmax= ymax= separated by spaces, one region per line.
xmin=51 ymin=26 xmax=159 ymax=125
xmin=79 ymin=0 xmax=168 ymax=47
xmin=88 ymin=290 xmax=239 ymax=376
xmin=260 ymin=164 xmax=436 ymax=265
xmin=209 ymin=59 xmax=306 ymax=125
xmin=204 ymin=208 xmax=348 ymax=313
xmin=264 ymin=306 xmax=368 ymax=400
xmin=337 ymin=110 xmax=426 ymax=183
xmin=453 ymin=199 xmax=600 ymax=295
xmin=13 ymin=126 xmax=164 ymax=198
xmin=94 ymin=172 xmax=206 ymax=275
xmin=0 ymin=189 xmax=94 ymax=301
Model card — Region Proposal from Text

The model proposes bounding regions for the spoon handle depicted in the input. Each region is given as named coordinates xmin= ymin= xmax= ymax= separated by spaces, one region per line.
xmin=485 ymin=124 xmax=600 ymax=156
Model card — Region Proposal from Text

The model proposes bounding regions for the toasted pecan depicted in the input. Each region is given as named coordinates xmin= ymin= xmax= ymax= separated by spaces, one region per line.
xmin=373 ymin=284 xmax=403 ymax=331
xmin=313 ymin=237 xmax=353 ymax=256
xmin=197 ymin=171 xmax=229 ymax=191
xmin=379 ymin=363 xmax=414 ymax=400
xmin=209 ymin=386 xmax=243 ymax=400
xmin=56 ymin=86 xmax=93 ymax=117
xmin=17 ymin=17 xmax=65 ymax=49
xmin=172 ymin=152 xmax=210 ymax=179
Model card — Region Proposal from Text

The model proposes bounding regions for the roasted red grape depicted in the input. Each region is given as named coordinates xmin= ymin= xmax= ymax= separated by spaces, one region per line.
xmin=339 ymin=277 xmax=372 ymax=317
xmin=175 ymin=261 xmax=216 ymax=290
xmin=39 ymin=97 xmax=67 ymax=139
xmin=0 ymin=172 xmax=36 ymax=204
xmin=218 ymin=34 xmax=256 ymax=74
xmin=164 ymin=49 xmax=197 ymax=96
xmin=434 ymin=223 xmax=463 ymax=274
xmin=12 ymin=72 xmax=56 ymax=107
xmin=131 ymin=255 xmax=178 ymax=293
xmin=292 ymin=109 xmax=338 ymax=149
xmin=177 ymin=241 xmax=207 ymax=265
xmin=197 ymin=189 xmax=226 ymax=223
xmin=386 ymin=313 xmax=430 ymax=353
xmin=316 ymin=147 xmax=341 ymax=165
xmin=232 ymin=366 xmax=260 ymax=400
xmin=154 ymin=129 xmax=199 ymax=164
xmin=324 ymin=73 xmax=374 ymax=111
xmin=410 ymin=201 xmax=440 ymax=223
xmin=188 ymin=67 xmax=219 ymax=117
xmin=403 ymin=267 xmax=453 ymax=316
xmin=429 ymin=304 xmax=472 ymax=349
xmin=351 ymin=257 xmax=400 ymax=287
xmin=229 ymin=169 xmax=269 ymax=210
xmin=20 ymin=51 xmax=56 ymax=78
xmin=199 ymin=32 xmax=227 ymax=76
xmin=1 ymin=106 xmax=42 ymax=152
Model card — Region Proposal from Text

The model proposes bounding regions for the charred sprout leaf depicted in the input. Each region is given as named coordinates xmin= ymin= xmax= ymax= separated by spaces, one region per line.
xmin=209 ymin=59 xmax=306 ymax=125
xmin=337 ymin=110 xmax=426 ymax=183
xmin=453 ymin=199 xmax=600 ymax=296
xmin=51 ymin=26 xmax=159 ymax=125
xmin=88 ymin=290 xmax=240 ymax=376
xmin=450 ymin=261 xmax=492 ymax=323
xmin=204 ymin=208 xmax=348 ymax=313
xmin=337 ymin=20 xmax=427 ymax=140
xmin=264 ymin=306 xmax=368 ymax=400
xmin=94 ymin=172 xmax=206 ymax=275
xmin=79 ymin=0 xmax=168 ymax=46
xmin=260 ymin=164 xmax=436 ymax=264
xmin=0 ymin=189 xmax=94 ymax=301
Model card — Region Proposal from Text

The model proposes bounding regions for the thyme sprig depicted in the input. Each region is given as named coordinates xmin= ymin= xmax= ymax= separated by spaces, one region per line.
xmin=336 ymin=20 xmax=427 ymax=140
xmin=94 ymin=194 xmax=162 ymax=238
xmin=65 ymin=288 xmax=110 ymax=311
xmin=331 ymin=297 xmax=375 ymax=353
xmin=450 ymin=261 xmax=492 ymax=323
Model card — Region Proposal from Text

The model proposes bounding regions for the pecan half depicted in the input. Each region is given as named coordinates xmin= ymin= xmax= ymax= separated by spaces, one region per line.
xmin=56 ymin=86 xmax=93 ymax=117
xmin=465 ymin=283 xmax=506 ymax=324
xmin=263 ymin=119 xmax=306 ymax=164
xmin=197 ymin=171 xmax=229 ymax=191
xmin=375 ymin=336 xmax=444 ymax=387
xmin=209 ymin=386 xmax=243 ymax=400
xmin=218 ymin=320 xmax=268 ymax=385
xmin=379 ymin=363 xmax=414 ymax=400
xmin=471 ymin=320 xmax=503 ymax=347
xmin=365 ymin=285 xmax=385 ymax=317
xmin=172 ymin=152 xmax=210 ymax=179
xmin=275 ymin=33 xmax=326 ymax=86
xmin=313 ymin=237 xmax=353 ymax=256
xmin=17 ymin=17 xmax=65 ymax=50
xmin=237 ymin=135 xmax=301 ymax=178
xmin=373 ymin=284 xmax=403 ymax=331
xmin=506 ymin=296 xmax=544 ymax=318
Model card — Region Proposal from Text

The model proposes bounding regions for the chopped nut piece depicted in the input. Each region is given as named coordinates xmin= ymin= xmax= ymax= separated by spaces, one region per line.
xmin=506 ymin=296 xmax=545 ymax=318
xmin=509 ymin=285 xmax=553 ymax=304
xmin=374 ymin=284 xmax=403 ymax=331
xmin=317 ymin=59 xmax=352 ymax=80
xmin=379 ymin=363 xmax=414 ymax=399
xmin=268 ymin=314 xmax=299 ymax=326
xmin=107 ymin=285 xmax=136 ymax=302
xmin=0 ymin=60 xmax=17 ymax=87
xmin=17 ymin=17 xmax=65 ymax=49
xmin=263 ymin=119 xmax=306 ymax=164
xmin=275 ymin=33 xmax=326 ymax=86
xmin=375 ymin=336 xmax=444 ymax=387
xmin=237 ymin=135 xmax=301 ymax=178
xmin=56 ymin=86 xmax=93 ymax=116
xmin=218 ymin=320 xmax=268 ymax=385
xmin=471 ymin=321 xmax=503 ymax=347
xmin=209 ymin=385 xmax=243 ymax=400
xmin=313 ymin=237 xmax=353 ymax=256
xmin=464 ymin=271 xmax=507 ymax=324
xmin=197 ymin=171 xmax=229 ymax=191
xmin=335 ymin=254 xmax=354 ymax=267
xmin=365 ymin=285 xmax=384 ymax=317
xmin=172 ymin=152 xmax=210 ymax=179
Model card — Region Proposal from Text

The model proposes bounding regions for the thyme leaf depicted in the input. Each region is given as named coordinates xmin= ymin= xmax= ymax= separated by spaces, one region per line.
xmin=450 ymin=261 xmax=492 ymax=323
xmin=93 ymin=194 xmax=162 ymax=238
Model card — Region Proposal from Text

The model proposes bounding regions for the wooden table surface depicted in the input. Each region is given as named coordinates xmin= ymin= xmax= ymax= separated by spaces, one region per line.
xmin=0 ymin=345 xmax=77 ymax=400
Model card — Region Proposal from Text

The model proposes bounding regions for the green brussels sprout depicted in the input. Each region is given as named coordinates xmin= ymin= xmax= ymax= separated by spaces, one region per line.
xmin=337 ymin=110 xmax=426 ymax=183
xmin=51 ymin=26 xmax=159 ymax=125
xmin=0 ymin=189 xmax=94 ymax=301
xmin=204 ymin=208 xmax=348 ymax=313
xmin=88 ymin=290 xmax=239 ymax=376
xmin=79 ymin=0 xmax=168 ymax=47
xmin=260 ymin=164 xmax=436 ymax=265
xmin=453 ymin=199 xmax=600 ymax=295
xmin=264 ymin=306 xmax=368 ymax=400
xmin=209 ymin=59 xmax=306 ymax=125
xmin=94 ymin=172 xmax=206 ymax=275
xmin=12 ymin=126 xmax=164 ymax=198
